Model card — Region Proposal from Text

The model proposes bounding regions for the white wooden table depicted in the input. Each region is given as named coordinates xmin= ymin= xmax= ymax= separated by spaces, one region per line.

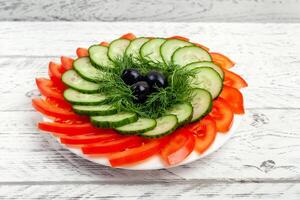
xmin=0 ymin=22 xmax=299 ymax=199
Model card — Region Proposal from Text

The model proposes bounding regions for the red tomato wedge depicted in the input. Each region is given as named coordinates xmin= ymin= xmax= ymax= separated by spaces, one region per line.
xmin=32 ymin=98 xmax=82 ymax=120
xmin=160 ymin=128 xmax=195 ymax=165
xmin=61 ymin=56 xmax=74 ymax=70
xmin=35 ymin=78 xmax=65 ymax=101
xmin=167 ymin=35 xmax=189 ymax=41
xmin=210 ymin=52 xmax=235 ymax=69
xmin=76 ymin=48 xmax=89 ymax=58
xmin=209 ymin=98 xmax=234 ymax=133
xmin=99 ymin=41 xmax=109 ymax=47
xmin=109 ymin=139 xmax=163 ymax=167
xmin=189 ymin=116 xmax=217 ymax=154
xmin=194 ymin=42 xmax=210 ymax=52
xmin=45 ymin=97 xmax=72 ymax=110
xmin=38 ymin=121 xmax=98 ymax=135
xmin=219 ymin=86 xmax=245 ymax=114
xmin=223 ymin=69 xmax=248 ymax=89
xmin=60 ymin=133 xmax=120 ymax=146
xmin=120 ymin=33 xmax=136 ymax=40
xmin=48 ymin=62 xmax=66 ymax=89
xmin=82 ymin=136 xmax=143 ymax=154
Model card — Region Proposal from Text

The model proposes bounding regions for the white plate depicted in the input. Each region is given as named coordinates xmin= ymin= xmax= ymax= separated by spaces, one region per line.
xmin=43 ymin=115 xmax=243 ymax=170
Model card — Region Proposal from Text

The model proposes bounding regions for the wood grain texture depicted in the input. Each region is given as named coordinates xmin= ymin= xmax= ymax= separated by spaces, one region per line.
xmin=0 ymin=0 xmax=300 ymax=22
xmin=0 ymin=183 xmax=299 ymax=200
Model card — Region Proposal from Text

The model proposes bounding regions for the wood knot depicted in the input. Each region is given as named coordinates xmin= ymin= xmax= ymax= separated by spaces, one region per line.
xmin=25 ymin=89 xmax=41 ymax=98
xmin=250 ymin=113 xmax=269 ymax=127
xmin=260 ymin=160 xmax=276 ymax=173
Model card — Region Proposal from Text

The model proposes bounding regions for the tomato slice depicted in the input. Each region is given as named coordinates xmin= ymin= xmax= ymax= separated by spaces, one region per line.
xmin=194 ymin=42 xmax=210 ymax=52
xmin=35 ymin=78 xmax=65 ymax=101
xmin=60 ymin=133 xmax=120 ymax=146
xmin=99 ymin=41 xmax=109 ymax=46
xmin=210 ymin=52 xmax=235 ymax=69
xmin=223 ymin=69 xmax=248 ymax=89
xmin=219 ymin=86 xmax=245 ymax=114
xmin=82 ymin=136 xmax=143 ymax=154
xmin=32 ymin=98 xmax=82 ymax=120
xmin=48 ymin=62 xmax=66 ymax=89
xmin=167 ymin=35 xmax=189 ymax=41
xmin=120 ymin=33 xmax=136 ymax=40
xmin=160 ymin=128 xmax=195 ymax=165
xmin=76 ymin=48 xmax=89 ymax=58
xmin=109 ymin=139 xmax=163 ymax=167
xmin=209 ymin=98 xmax=234 ymax=133
xmin=189 ymin=116 xmax=217 ymax=154
xmin=61 ymin=56 xmax=74 ymax=70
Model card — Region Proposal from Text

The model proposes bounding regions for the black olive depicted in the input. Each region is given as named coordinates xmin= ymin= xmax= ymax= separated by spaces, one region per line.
xmin=131 ymin=81 xmax=151 ymax=103
xmin=145 ymin=70 xmax=168 ymax=90
xmin=121 ymin=69 xmax=143 ymax=85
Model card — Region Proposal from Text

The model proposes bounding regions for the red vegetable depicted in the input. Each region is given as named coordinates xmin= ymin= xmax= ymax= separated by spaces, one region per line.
xmin=223 ymin=69 xmax=248 ymax=89
xmin=168 ymin=35 xmax=189 ymax=41
xmin=60 ymin=56 xmax=74 ymax=70
xmin=160 ymin=128 xmax=195 ymax=165
xmin=120 ymin=33 xmax=136 ymax=40
xmin=48 ymin=62 xmax=66 ymax=89
xmin=194 ymin=42 xmax=210 ymax=52
xmin=35 ymin=78 xmax=64 ymax=101
xmin=210 ymin=52 xmax=235 ymax=69
xmin=76 ymin=48 xmax=89 ymax=58
xmin=209 ymin=98 xmax=234 ymax=133
xmin=99 ymin=41 xmax=109 ymax=47
xmin=189 ymin=116 xmax=217 ymax=154
xmin=219 ymin=86 xmax=245 ymax=114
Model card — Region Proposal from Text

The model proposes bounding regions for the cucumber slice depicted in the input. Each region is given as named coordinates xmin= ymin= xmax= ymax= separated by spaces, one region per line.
xmin=190 ymin=67 xmax=223 ymax=99
xmin=62 ymin=70 xmax=101 ymax=93
xmin=73 ymin=57 xmax=105 ymax=82
xmin=140 ymin=38 xmax=166 ymax=63
xmin=190 ymin=88 xmax=212 ymax=122
xmin=125 ymin=37 xmax=150 ymax=58
xmin=108 ymin=39 xmax=130 ymax=61
xmin=116 ymin=118 xmax=157 ymax=135
xmin=185 ymin=61 xmax=224 ymax=79
xmin=166 ymin=102 xmax=193 ymax=126
xmin=172 ymin=46 xmax=211 ymax=67
xmin=160 ymin=39 xmax=193 ymax=64
xmin=91 ymin=112 xmax=138 ymax=128
xmin=73 ymin=104 xmax=117 ymax=116
xmin=88 ymin=45 xmax=114 ymax=68
xmin=142 ymin=115 xmax=178 ymax=138
xmin=64 ymin=88 xmax=107 ymax=105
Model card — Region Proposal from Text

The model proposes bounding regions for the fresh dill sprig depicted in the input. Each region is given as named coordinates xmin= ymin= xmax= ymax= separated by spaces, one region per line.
xmin=95 ymin=55 xmax=195 ymax=118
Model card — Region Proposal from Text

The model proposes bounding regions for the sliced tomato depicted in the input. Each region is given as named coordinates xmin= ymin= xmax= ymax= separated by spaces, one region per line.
xmin=189 ymin=116 xmax=217 ymax=154
xmin=223 ymin=69 xmax=248 ymax=89
xmin=61 ymin=56 xmax=74 ymax=70
xmin=35 ymin=78 xmax=65 ymax=101
xmin=76 ymin=48 xmax=89 ymax=58
xmin=210 ymin=52 xmax=235 ymax=69
xmin=167 ymin=35 xmax=189 ymax=41
xmin=160 ymin=128 xmax=195 ymax=165
xmin=45 ymin=97 xmax=72 ymax=110
xmin=32 ymin=98 xmax=82 ymax=120
xmin=109 ymin=139 xmax=163 ymax=167
xmin=82 ymin=136 xmax=143 ymax=154
xmin=194 ymin=42 xmax=210 ymax=52
xmin=60 ymin=133 xmax=120 ymax=146
xmin=48 ymin=62 xmax=66 ymax=89
xmin=120 ymin=33 xmax=136 ymax=40
xmin=219 ymin=86 xmax=244 ymax=114
xmin=99 ymin=41 xmax=109 ymax=47
xmin=209 ymin=98 xmax=234 ymax=133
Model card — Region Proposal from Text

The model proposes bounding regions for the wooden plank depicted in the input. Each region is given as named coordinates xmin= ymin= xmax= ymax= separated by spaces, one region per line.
xmin=0 ymin=109 xmax=299 ymax=182
xmin=0 ymin=0 xmax=299 ymax=22
xmin=0 ymin=182 xmax=299 ymax=200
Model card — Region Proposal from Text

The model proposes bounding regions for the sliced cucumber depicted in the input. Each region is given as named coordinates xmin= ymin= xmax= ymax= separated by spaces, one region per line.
xmin=125 ymin=37 xmax=150 ymax=58
xmin=62 ymin=70 xmax=101 ymax=93
xmin=64 ymin=88 xmax=107 ymax=105
xmin=160 ymin=39 xmax=193 ymax=64
xmin=116 ymin=118 xmax=157 ymax=135
xmin=190 ymin=67 xmax=223 ymax=99
xmin=73 ymin=57 xmax=105 ymax=82
xmin=190 ymin=88 xmax=212 ymax=122
xmin=140 ymin=38 xmax=166 ymax=63
xmin=185 ymin=61 xmax=224 ymax=79
xmin=91 ymin=112 xmax=138 ymax=128
xmin=88 ymin=45 xmax=114 ymax=68
xmin=108 ymin=39 xmax=130 ymax=61
xmin=142 ymin=115 xmax=178 ymax=138
xmin=172 ymin=46 xmax=211 ymax=67
xmin=166 ymin=102 xmax=193 ymax=126
xmin=73 ymin=104 xmax=117 ymax=116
